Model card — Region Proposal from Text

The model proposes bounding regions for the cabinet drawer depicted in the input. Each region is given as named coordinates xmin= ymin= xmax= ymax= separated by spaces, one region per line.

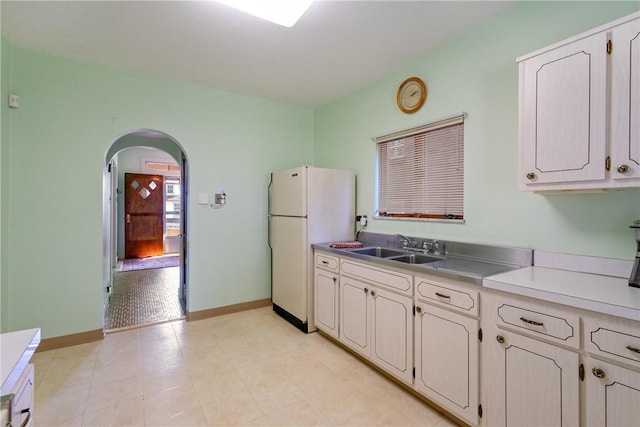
xmin=584 ymin=316 xmax=640 ymax=368
xmin=341 ymin=259 xmax=412 ymax=295
xmin=495 ymin=300 xmax=580 ymax=348
xmin=11 ymin=363 xmax=34 ymax=427
xmin=315 ymin=252 xmax=339 ymax=272
xmin=415 ymin=276 xmax=479 ymax=317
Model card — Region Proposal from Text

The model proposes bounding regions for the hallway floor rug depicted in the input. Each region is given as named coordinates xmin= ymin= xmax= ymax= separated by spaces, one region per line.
xmin=121 ymin=255 xmax=180 ymax=271
xmin=104 ymin=266 xmax=184 ymax=331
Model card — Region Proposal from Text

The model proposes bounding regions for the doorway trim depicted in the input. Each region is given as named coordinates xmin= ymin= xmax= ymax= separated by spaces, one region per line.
xmin=104 ymin=129 xmax=189 ymax=326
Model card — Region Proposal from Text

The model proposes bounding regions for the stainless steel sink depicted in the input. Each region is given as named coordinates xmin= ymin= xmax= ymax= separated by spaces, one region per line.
xmin=389 ymin=254 xmax=442 ymax=264
xmin=348 ymin=247 xmax=406 ymax=258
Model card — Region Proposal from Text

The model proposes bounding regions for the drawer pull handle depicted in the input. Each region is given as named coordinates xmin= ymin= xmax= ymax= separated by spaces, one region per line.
xmin=322 ymin=260 xmax=329 ymax=264
xmin=626 ymin=345 xmax=640 ymax=354
xmin=435 ymin=292 xmax=450 ymax=299
xmin=592 ymin=367 xmax=606 ymax=379
xmin=520 ymin=317 xmax=543 ymax=326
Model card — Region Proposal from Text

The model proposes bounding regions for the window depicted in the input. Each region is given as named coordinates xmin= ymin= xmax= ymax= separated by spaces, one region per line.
xmin=165 ymin=178 xmax=181 ymax=237
xmin=375 ymin=114 xmax=464 ymax=221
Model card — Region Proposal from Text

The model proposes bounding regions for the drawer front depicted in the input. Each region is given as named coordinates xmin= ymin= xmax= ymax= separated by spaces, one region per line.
xmin=415 ymin=277 xmax=479 ymax=317
xmin=12 ymin=364 xmax=34 ymax=427
xmin=584 ymin=316 xmax=640 ymax=368
xmin=495 ymin=301 xmax=580 ymax=348
xmin=341 ymin=259 xmax=412 ymax=295
xmin=315 ymin=252 xmax=339 ymax=272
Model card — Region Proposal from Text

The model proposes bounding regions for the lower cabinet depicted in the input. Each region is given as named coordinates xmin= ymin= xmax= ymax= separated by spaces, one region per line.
xmin=584 ymin=357 xmax=640 ymax=426
xmin=489 ymin=329 xmax=580 ymax=427
xmin=340 ymin=276 xmax=370 ymax=358
xmin=314 ymin=267 xmax=339 ymax=339
xmin=339 ymin=275 xmax=413 ymax=384
xmin=414 ymin=303 xmax=478 ymax=425
xmin=370 ymin=285 xmax=413 ymax=384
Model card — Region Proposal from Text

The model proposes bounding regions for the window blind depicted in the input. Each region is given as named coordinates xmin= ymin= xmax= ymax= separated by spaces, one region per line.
xmin=376 ymin=116 xmax=464 ymax=220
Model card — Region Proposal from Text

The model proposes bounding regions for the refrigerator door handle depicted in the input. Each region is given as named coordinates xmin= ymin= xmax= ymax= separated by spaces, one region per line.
xmin=268 ymin=174 xmax=273 ymax=250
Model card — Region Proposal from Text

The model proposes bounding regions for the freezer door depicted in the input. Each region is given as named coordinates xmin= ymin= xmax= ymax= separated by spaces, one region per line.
xmin=270 ymin=216 xmax=308 ymax=322
xmin=270 ymin=166 xmax=307 ymax=217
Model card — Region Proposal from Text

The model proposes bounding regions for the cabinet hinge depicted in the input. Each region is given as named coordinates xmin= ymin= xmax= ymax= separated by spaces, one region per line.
xmin=579 ymin=363 xmax=585 ymax=381
xmin=478 ymin=328 xmax=483 ymax=342
xmin=607 ymin=40 xmax=612 ymax=55
xmin=478 ymin=404 xmax=483 ymax=418
xmin=606 ymin=156 xmax=611 ymax=171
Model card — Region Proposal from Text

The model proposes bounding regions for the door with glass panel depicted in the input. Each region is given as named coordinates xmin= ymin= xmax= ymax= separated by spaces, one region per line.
xmin=125 ymin=173 xmax=165 ymax=258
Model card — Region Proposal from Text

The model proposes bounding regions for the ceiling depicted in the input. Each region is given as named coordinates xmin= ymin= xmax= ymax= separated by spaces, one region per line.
xmin=1 ymin=1 xmax=516 ymax=108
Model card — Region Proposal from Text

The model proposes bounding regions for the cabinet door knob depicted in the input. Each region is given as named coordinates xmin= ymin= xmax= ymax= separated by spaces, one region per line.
xmin=370 ymin=290 xmax=377 ymax=297
xmin=617 ymin=164 xmax=629 ymax=173
xmin=592 ymin=367 xmax=606 ymax=379
xmin=332 ymin=277 xmax=337 ymax=283
xmin=496 ymin=335 xmax=505 ymax=344
xmin=526 ymin=172 xmax=536 ymax=180
xmin=415 ymin=306 xmax=422 ymax=314
xmin=363 ymin=287 xmax=368 ymax=294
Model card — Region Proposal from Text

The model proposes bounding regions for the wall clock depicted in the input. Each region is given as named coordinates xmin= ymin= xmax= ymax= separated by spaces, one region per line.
xmin=396 ymin=77 xmax=427 ymax=114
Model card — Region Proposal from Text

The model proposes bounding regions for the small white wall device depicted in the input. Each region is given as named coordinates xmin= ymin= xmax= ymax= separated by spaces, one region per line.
xmin=211 ymin=191 xmax=227 ymax=209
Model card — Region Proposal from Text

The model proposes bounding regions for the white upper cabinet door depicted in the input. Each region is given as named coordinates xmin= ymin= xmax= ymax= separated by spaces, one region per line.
xmin=611 ymin=17 xmax=640 ymax=182
xmin=519 ymin=30 xmax=608 ymax=188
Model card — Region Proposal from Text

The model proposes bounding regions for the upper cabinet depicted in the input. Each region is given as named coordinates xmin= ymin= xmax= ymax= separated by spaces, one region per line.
xmin=518 ymin=12 xmax=640 ymax=192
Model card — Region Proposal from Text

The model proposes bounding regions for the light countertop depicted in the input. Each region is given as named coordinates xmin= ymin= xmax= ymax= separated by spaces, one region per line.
xmin=484 ymin=267 xmax=640 ymax=321
xmin=1 ymin=328 xmax=40 ymax=395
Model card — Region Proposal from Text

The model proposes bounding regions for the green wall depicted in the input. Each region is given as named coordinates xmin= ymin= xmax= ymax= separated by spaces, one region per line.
xmin=1 ymin=37 xmax=10 ymax=332
xmin=314 ymin=1 xmax=640 ymax=260
xmin=2 ymin=1 xmax=640 ymax=339
xmin=2 ymin=44 xmax=313 ymax=338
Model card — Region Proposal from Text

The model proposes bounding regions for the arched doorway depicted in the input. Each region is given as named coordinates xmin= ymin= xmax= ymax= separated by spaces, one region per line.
xmin=104 ymin=129 xmax=188 ymax=331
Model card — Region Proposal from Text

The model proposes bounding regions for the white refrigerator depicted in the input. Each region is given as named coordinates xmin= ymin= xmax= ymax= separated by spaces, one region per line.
xmin=268 ymin=165 xmax=355 ymax=332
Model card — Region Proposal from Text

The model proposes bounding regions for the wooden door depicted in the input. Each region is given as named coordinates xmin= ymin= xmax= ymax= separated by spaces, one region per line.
xmin=415 ymin=303 xmax=478 ymax=425
xmin=125 ymin=173 xmax=165 ymax=258
xmin=370 ymin=286 xmax=413 ymax=384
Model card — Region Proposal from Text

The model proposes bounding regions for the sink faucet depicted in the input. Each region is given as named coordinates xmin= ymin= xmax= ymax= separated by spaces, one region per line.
xmin=431 ymin=240 xmax=440 ymax=255
xmin=423 ymin=240 xmax=442 ymax=255
xmin=395 ymin=234 xmax=416 ymax=249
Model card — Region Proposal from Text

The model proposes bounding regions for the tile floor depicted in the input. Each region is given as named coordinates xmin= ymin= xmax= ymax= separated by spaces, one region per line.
xmin=32 ymin=307 xmax=459 ymax=426
xmin=104 ymin=267 xmax=184 ymax=331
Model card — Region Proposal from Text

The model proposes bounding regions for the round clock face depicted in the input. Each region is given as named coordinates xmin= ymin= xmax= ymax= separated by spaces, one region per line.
xmin=397 ymin=77 xmax=427 ymax=114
